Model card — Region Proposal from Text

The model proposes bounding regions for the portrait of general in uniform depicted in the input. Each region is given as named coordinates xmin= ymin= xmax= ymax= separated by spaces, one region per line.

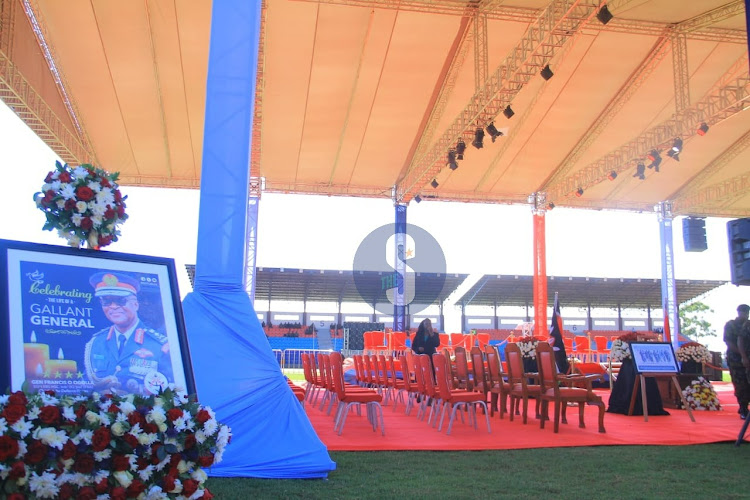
xmin=84 ymin=271 xmax=173 ymax=394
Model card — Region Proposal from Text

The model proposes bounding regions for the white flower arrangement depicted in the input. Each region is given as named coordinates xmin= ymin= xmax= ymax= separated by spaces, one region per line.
xmin=681 ymin=376 xmax=722 ymax=411
xmin=609 ymin=339 xmax=631 ymax=361
xmin=675 ymin=342 xmax=711 ymax=364
xmin=516 ymin=336 xmax=541 ymax=359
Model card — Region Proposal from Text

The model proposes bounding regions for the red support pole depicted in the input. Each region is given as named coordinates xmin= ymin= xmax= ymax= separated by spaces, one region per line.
xmin=533 ymin=213 xmax=548 ymax=337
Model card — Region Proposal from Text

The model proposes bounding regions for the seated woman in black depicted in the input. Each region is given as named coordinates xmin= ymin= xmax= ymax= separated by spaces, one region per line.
xmin=412 ymin=318 xmax=440 ymax=381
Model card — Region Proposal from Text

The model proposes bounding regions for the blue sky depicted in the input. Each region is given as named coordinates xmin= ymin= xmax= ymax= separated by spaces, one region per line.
xmin=1 ymin=100 xmax=745 ymax=351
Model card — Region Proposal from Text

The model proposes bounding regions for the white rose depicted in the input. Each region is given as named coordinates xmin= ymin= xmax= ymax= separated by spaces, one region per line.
xmin=191 ymin=469 xmax=208 ymax=483
xmin=113 ymin=470 xmax=133 ymax=487
xmin=76 ymin=201 xmax=88 ymax=213
xmin=148 ymin=408 xmax=166 ymax=425
xmin=119 ymin=402 xmax=135 ymax=416
xmin=85 ymin=411 xmax=100 ymax=424
xmin=111 ymin=421 xmax=126 ymax=437
xmin=177 ymin=460 xmax=189 ymax=474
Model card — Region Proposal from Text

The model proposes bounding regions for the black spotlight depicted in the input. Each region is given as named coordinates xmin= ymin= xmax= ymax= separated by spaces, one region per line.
xmin=447 ymin=150 xmax=459 ymax=171
xmin=472 ymin=128 xmax=484 ymax=149
xmin=667 ymin=137 xmax=683 ymax=161
xmin=697 ymin=122 xmax=709 ymax=136
xmin=647 ymin=149 xmax=662 ymax=171
xmin=575 ymin=187 xmax=584 ymax=197
xmin=456 ymin=138 xmax=466 ymax=159
xmin=431 ymin=179 xmax=439 ymax=189
xmin=633 ymin=163 xmax=646 ymax=180
xmin=503 ymin=105 xmax=515 ymax=119
xmin=486 ymin=122 xmax=503 ymax=142
xmin=607 ymin=170 xmax=618 ymax=181
xmin=414 ymin=195 xmax=422 ymax=203
xmin=596 ymin=5 xmax=613 ymax=25
xmin=540 ymin=65 xmax=554 ymax=81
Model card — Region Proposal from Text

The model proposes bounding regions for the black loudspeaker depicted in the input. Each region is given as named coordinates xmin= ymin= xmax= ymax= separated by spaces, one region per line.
xmin=683 ymin=217 xmax=707 ymax=252
xmin=728 ymin=218 xmax=750 ymax=286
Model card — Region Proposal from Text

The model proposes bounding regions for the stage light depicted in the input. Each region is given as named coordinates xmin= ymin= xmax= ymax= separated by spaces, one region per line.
xmin=697 ymin=122 xmax=709 ymax=136
xmin=647 ymin=149 xmax=662 ymax=171
xmin=633 ymin=163 xmax=646 ymax=180
xmin=540 ymin=65 xmax=554 ymax=81
xmin=472 ymin=128 xmax=484 ymax=149
xmin=456 ymin=139 xmax=466 ymax=160
xmin=447 ymin=150 xmax=459 ymax=171
xmin=414 ymin=195 xmax=422 ymax=203
xmin=431 ymin=179 xmax=439 ymax=189
xmin=596 ymin=5 xmax=613 ymax=24
xmin=607 ymin=170 xmax=618 ymax=181
xmin=667 ymin=137 xmax=683 ymax=161
xmin=575 ymin=187 xmax=584 ymax=197
xmin=486 ymin=122 xmax=503 ymax=142
xmin=503 ymin=105 xmax=515 ymax=119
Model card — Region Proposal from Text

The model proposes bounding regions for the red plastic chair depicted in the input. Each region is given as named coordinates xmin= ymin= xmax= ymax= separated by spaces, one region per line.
xmin=330 ymin=352 xmax=385 ymax=435
xmin=432 ymin=353 xmax=491 ymax=435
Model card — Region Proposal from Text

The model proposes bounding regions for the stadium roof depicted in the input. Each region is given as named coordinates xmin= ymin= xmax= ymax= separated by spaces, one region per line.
xmin=3 ymin=1 xmax=750 ymax=217
xmin=185 ymin=265 xmax=725 ymax=309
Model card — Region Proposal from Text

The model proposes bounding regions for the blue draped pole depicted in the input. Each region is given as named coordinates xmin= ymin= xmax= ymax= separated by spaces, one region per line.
xmin=181 ymin=0 xmax=335 ymax=478
xmin=394 ymin=204 xmax=407 ymax=332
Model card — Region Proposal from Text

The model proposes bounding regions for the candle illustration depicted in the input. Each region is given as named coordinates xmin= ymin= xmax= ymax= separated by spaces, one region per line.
xmin=23 ymin=331 xmax=50 ymax=380
xmin=44 ymin=348 xmax=78 ymax=378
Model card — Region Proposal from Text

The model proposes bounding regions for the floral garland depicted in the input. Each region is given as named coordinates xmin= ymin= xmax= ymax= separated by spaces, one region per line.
xmin=0 ymin=388 xmax=230 ymax=499
xmin=516 ymin=336 xmax=542 ymax=359
xmin=34 ymin=161 xmax=128 ymax=249
xmin=675 ymin=342 xmax=711 ymax=364
xmin=681 ymin=376 xmax=721 ymax=411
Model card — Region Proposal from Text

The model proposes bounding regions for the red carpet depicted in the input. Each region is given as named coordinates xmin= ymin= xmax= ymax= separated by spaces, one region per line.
xmin=305 ymin=382 xmax=745 ymax=451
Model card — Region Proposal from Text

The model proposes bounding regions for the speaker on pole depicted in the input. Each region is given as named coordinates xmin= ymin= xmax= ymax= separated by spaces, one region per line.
xmin=728 ymin=218 xmax=750 ymax=286
xmin=683 ymin=217 xmax=707 ymax=252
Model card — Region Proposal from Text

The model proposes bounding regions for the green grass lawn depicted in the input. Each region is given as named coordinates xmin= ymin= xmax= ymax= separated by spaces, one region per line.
xmin=206 ymin=444 xmax=750 ymax=499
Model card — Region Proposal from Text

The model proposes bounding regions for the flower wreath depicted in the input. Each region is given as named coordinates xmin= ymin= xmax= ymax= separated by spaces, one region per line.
xmin=681 ymin=376 xmax=722 ymax=411
xmin=34 ymin=161 xmax=128 ymax=249
xmin=675 ymin=342 xmax=711 ymax=364
xmin=516 ymin=336 xmax=543 ymax=359
xmin=0 ymin=387 xmax=230 ymax=499
xmin=609 ymin=332 xmax=640 ymax=362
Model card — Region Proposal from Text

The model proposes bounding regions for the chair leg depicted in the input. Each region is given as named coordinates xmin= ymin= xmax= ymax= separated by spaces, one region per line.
xmin=480 ymin=401 xmax=491 ymax=433
xmin=596 ymin=400 xmax=606 ymax=433
xmin=540 ymin=400 xmax=548 ymax=429
xmin=522 ymin=395 xmax=529 ymax=424
xmin=578 ymin=402 xmax=586 ymax=429
xmin=553 ymin=399 xmax=561 ymax=433
xmin=490 ymin=393 xmax=498 ymax=417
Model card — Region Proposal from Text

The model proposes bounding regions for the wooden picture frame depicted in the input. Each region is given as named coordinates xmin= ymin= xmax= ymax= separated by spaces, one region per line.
xmin=628 ymin=341 xmax=679 ymax=374
xmin=0 ymin=239 xmax=196 ymax=396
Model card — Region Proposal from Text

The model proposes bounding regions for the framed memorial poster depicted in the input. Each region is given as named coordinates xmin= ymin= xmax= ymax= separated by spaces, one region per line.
xmin=629 ymin=341 xmax=679 ymax=374
xmin=0 ymin=239 xmax=196 ymax=396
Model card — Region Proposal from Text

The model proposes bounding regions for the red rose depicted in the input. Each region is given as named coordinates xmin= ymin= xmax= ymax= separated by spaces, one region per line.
xmin=2 ymin=403 xmax=26 ymax=424
xmin=76 ymin=185 xmax=94 ymax=201
xmin=107 ymin=404 xmax=120 ymax=414
xmin=123 ymin=433 xmax=139 ymax=449
xmin=166 ymin=408 xmax=183 ymax=422
xmin=196 ymin=409 xmax=211 ymax=424
xmin=126 ymin=479 xmax=146 ymax=497
xmin=104 ymin=206 xmax=116 ymax=219
xmin=99 ymin=235 xmax=113 ymax=247
xmin=58 ymin=483 xmax=74 ymax=500
xmin=80 ymin=217 xmax=93 ymax=230
xmin=8 ymin=461 xmax=25 ymax=479
xmin=184 ymin=433 xmax=196 ymax=449
xmin=112 ymin=453 xmax=130 ymax=471
xmin=182 ymin=479 xmax=199 ymax=497
xmin=77 ymin=486 xmax=97 ymax=500
xmin=114 ymin=189 xmax=122 ymax=202
xmin=127 ymin=411 xmax=144 ymax=426
xmin=9 ymin=392 xmax=27 ymax=406
xmin=44 ymin=390 xmax=56 ymax=396
xmin=75 ymin=403 xmax=88 ymax=420
xmin=0 ymin=436 xmax=20 ymax=461
xmin=92 ymin=427 xmax=111 ymax=452
xmin=110 ymin=487 xmax=127 ymax=500
xmin=44 ymin=171 xmax=54 ymax=183
xmin=58 ymin=172 xmax=71 ymax=183
xmin=95 ymin=478 xmax=109 ymax=494
xmin=42 ymin=189 xmax=56 ymax=206
xmin=24 ymin=440 xmax=46 ymax=464
xmin=198 ymin=455 xmax=214 ymax=467
xmin=100 ymin=178 xmax=111 ymax=188
xmin=169 ymin=453 xmax=182 ymax=467
xmin=8 ymin=494 xmax=26 ymax=500
xmin=117 ymin=204 xmax=126 ymax=217
xmin=61 ymin=440 xmax=77 ymax=460
xmin=136 ymin=457 xmax=149 ymax=470
xmin=39 ymin=405 xmax=61 ymax=425
xmin=150 ymin=443 xmax=162 ymax=464
xmin=64 ymin=198 xmax=77 ymax=211
xmin=203 ymin=488 xmax=214 ymax=500
xmin=143 ymin=422 xmax=158 ymax=434
xmin=74 ymin=453 xmax=95 ymax=473
xmin=162 ymin=475 xmax=176 ymax=492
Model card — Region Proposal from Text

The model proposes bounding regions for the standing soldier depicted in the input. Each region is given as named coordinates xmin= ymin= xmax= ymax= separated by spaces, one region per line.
xmin=725 ymin=304 xmax=750 ymax=419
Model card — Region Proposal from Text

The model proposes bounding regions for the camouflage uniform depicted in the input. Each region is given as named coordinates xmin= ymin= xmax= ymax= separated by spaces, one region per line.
xmin=724 ymin=318 xmax=749 ymax=412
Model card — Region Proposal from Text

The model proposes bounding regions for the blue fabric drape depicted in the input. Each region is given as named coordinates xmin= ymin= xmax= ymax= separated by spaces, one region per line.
xmin=181 ymin=0 xmax=335 ymax=478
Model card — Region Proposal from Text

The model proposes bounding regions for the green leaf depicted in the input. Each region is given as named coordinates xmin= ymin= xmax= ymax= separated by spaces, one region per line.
xmin=156 ymin=445 xmax=167 ymax=461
